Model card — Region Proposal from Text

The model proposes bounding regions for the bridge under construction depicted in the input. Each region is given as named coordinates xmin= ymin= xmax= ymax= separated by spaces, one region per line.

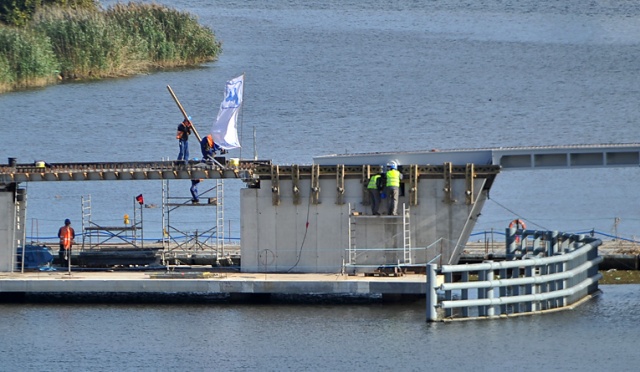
xmin=1 ymin=143 xmax=639 ymax=274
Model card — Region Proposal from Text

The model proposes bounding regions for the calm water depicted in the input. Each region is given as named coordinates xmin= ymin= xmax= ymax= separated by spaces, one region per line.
xmin=1 ymin=285 xmax=639 ymax=371
xmin=1 ymin=0 xmax=640 ymax=369
xmin=2 ymin=0 xmax=640 ymax=241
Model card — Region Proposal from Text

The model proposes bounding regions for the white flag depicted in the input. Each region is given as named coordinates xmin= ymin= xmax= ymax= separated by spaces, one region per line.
xmin=211 ymin=74 xmax=244 ymax=149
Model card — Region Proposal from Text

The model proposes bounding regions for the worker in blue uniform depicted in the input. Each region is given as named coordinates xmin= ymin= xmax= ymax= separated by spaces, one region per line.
xmin=190 ymin=179 xmax=201 ymax=204
xmin=200 ymin=134 xmax=223 ymax=162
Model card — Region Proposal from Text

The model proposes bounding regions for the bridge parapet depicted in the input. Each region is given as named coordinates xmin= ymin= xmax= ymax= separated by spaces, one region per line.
xmin=426 ymin=230 xmax=602 ymax=322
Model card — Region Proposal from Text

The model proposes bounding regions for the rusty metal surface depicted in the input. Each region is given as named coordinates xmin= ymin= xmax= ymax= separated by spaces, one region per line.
xmin=0 ymin=159 xmax=270 ymax=183
xmin=0 ymin=158 xmax=500 ymax=184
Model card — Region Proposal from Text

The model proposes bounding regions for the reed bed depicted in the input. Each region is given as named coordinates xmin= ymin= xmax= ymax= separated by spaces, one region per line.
xmin=105 ymin=3 xmax=221 ymax=67
xmin=0 ymin=3 xmax=221 ymax=92
xmin=0 ymin=27 xmax=58 ymax=93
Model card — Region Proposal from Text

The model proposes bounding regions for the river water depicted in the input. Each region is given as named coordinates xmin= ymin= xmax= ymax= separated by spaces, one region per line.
xmin=1 ymin=0 xmax=640 ymax=369
xmin=0 ymin=285 xmax=639 ymax=371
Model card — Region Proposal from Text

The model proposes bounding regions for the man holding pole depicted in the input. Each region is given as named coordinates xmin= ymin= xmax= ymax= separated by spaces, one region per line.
xmin=176 ymin=117 xmax=192 ymax=163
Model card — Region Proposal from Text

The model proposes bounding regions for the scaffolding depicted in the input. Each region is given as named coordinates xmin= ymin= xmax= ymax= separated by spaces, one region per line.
xmin=161 ymin=178 xmax=225 ymax=265
xmin=80 ymin=195 xmax=143 ymax=250
xmin=346 ymin=203 xmax=412 ymax=271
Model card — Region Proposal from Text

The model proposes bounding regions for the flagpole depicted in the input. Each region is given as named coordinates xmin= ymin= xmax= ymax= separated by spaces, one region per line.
xmin=253 ymin=126 xmax=258 ymax=160
xmin=238 ymin=73 xmax=245 ymax=160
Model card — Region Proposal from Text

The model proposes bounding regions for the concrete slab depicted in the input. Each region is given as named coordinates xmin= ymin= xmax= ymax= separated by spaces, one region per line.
xmin=0 ymin=271 xmax=431 ymax=296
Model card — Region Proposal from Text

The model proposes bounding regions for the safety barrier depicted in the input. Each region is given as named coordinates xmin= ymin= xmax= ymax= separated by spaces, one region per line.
xmin=426 ymin=229 xmax=602 ymax=322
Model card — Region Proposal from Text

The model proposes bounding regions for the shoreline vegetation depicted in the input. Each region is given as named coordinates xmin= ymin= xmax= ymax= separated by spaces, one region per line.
xmin=600 ymin=270 xmax=640 ymax=284
xmin=0 ymin=2 xmax=221 ymax=93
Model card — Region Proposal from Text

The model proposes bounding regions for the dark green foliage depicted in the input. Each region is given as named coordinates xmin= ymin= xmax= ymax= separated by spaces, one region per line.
xmin=105 ymin=3 xmax=221 ymax=66
xmin=0 ymin=25 xmax=58 ymax=90
xmin=0 ymin=0 xmax=98 ymax=27
xmin=0 ymin=2 xmax=221 ymax=92
xmin=32 ymin=6 xmax=148 ymax=78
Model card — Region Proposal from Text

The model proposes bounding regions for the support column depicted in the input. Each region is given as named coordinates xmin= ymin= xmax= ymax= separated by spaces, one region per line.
xmin=0 ymin=183 xmax=25 ymax=272
xmin=426 ymin=263 xmax=438 ymax=322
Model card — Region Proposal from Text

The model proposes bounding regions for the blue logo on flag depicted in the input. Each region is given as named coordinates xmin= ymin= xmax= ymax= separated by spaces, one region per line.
xmin=222 ymin=81 xmax=242 ymax=108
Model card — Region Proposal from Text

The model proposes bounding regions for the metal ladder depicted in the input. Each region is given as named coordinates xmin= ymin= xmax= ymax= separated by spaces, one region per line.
xmin=347 ymin=203 xmax=358 ymax=267
xmin=215 ymin=179 xmax=225 ymax=253
xmin=161 ymin=179 xmax=168 ymax=252
xmin=402 ymin=204 xmax=412 ymax=265
xmin=81 ymin=195 xmax=91 ymax=250
xmin=14 ymin=186 xmax=26 ymax=272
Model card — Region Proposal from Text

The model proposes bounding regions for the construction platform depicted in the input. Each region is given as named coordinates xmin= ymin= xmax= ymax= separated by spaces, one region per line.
xmin=0 ymin=271 xmax=430 ymax=299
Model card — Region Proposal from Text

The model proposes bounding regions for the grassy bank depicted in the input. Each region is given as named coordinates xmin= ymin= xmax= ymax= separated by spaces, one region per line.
xmin=599 ymin=270 xmax=640 ymax=284
xmin=0 ymin=3 xmax=221 ymax=93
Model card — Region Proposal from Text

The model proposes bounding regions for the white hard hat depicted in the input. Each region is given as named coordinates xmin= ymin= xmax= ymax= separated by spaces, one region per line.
xmin=387 ymin=161 xmax=397 ymax=169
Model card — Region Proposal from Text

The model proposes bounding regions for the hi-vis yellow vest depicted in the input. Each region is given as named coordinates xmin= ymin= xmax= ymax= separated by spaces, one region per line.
xmin=367 ymin=174 xmax=380 ymax=189
xmin=386 ymin=169 xmax=400 ymax=187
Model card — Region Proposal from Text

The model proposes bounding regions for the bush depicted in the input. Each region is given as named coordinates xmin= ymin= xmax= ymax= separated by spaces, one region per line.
xmin=0 ymin=25 xmax=58 ymax=92
xmin=0 ymin=0 xmax=98 ymax=27
xmin=0 ymin=54 xmax=14 ymax=92
xmin=105 ymin=3 xmax=221 ymax=66
xmin=32 ymin=6 xmax=148 ymax=78
xmin=0 ymin=3 xmax=221 ymax=91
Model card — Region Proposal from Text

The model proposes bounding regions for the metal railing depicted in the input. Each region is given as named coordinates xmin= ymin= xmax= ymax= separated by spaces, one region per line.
xmin=426 ymin=229 xmax=602 ymax=322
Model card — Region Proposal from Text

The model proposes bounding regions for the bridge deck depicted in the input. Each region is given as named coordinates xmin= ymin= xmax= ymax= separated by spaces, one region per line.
xmin=0 ymin=158 xmax=501 ymax=183
xmin=2 ymin=143 xmax=639 ymax=184
xmin=0 ymin=159 xmax=269 ymax=183
xmin=314 ymin=143 xmax=640 ymax=170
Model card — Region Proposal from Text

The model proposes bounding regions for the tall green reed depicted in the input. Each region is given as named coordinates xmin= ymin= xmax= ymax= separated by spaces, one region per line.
xmin=0 ymin=26 xmax=58 ymax=92
xmin=0 ymin=3 xmax=221 ymax=92
xmin=105 ymin=3 xmax=221 ymax=66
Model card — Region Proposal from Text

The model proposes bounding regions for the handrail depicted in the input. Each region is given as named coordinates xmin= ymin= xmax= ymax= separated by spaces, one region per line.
xmin=426 ymin=229 xmax=602 ymax=322
xmin=440 ymin=239 xmax=601 ymax=273
xmin=440 ymin=275 xmax=602 ymax=309
xmin=440 ymin=257 xmax=602 ymax=293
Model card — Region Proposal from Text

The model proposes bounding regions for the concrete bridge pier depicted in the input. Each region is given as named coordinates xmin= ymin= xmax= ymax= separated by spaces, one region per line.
xmin=0 ymin=183 xmax=25 ymax=272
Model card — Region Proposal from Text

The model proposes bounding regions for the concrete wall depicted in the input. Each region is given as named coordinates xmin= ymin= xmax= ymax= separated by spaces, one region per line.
xmin=0 ymin=187 xmax=25 ymax=272
xmin=241 ymin=176 xmax=488 ymax=273
xmin=241 ymin=178 xmax=350 ymax=273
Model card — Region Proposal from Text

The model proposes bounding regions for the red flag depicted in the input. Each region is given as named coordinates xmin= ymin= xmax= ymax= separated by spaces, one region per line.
xmin=136 ymin=194 xmax=144 ymax=205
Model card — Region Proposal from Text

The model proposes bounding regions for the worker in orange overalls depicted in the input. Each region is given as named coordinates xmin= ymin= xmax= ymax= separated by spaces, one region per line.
xmin=57 ymin=218 xmax=75 ymax=266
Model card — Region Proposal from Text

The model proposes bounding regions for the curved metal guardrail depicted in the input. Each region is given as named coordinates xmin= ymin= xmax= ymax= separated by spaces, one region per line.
xmin=426 ymin=229 xmax=602 ymax=322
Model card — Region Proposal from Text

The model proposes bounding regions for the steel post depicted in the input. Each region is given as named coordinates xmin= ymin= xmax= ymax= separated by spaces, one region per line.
xmin=426 ymin=263 xmax=438 ymax=322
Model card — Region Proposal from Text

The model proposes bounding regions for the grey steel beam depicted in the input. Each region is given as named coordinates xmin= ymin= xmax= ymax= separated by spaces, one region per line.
xmin=313 ymin=143 xmax=640 ymax=170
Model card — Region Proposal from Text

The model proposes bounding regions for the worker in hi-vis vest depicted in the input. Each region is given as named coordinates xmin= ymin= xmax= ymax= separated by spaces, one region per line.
xmin=385 ymin=161 xmax=403 ymax=216
xmin=201 ymin=134 xmax=223 ymax=162
xmin=57 ymin=218 xmax=75 ymax=266
xmin=367 ymin=167 xmax=385 ymax=215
